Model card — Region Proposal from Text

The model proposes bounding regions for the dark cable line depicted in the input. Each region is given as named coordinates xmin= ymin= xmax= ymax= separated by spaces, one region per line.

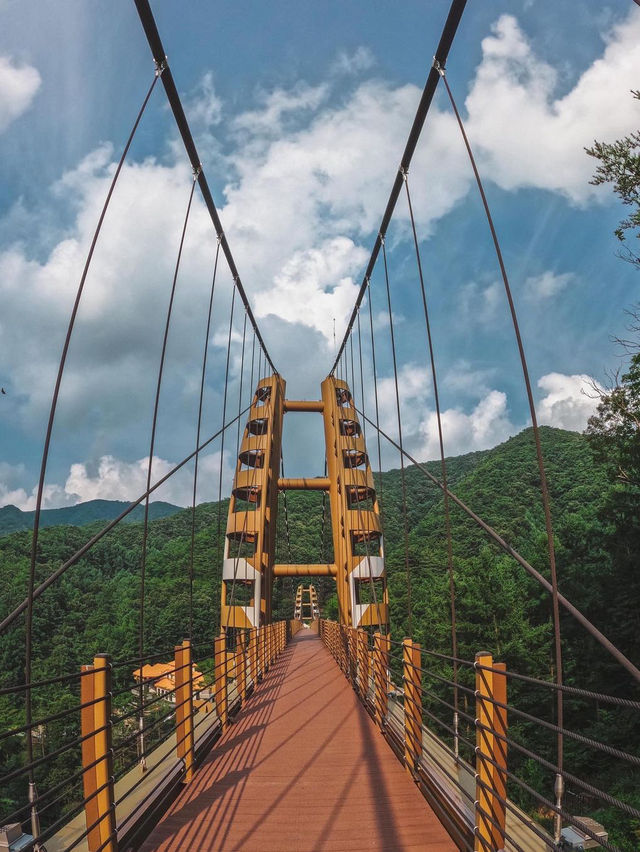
xmin=381 ymin=238 xmax=413 ymax=634
xmin=402 ymin=170 xmax=459 ymax=755
xmin=225 ymin=310 xmax=249 ymax=622
xmin=366 ymin=281 xmax=385 ymax=512
xmin=355 ymin=407 xmax=640 ymax=684
xmin=216 ymin=286 xmax=236 ymax=572
xmin=330 ymin=0 xmax=469 ymax=373
xmin=138 ymin=171 xmax=198 ymax=767
xmin=189 ymin=238 xmax=221 ymax=642
xmin=356 ymin=310 xmax=380 ymax=619
xmin=1 ymin=407 xmax=250 ymax=635
xmin=133 ymin=0 xmax=277 ymax=373
xmin=439 ymin=67 xmax=565 ymax=825
xmin=22 ymin=71 xmax=160 ymax=802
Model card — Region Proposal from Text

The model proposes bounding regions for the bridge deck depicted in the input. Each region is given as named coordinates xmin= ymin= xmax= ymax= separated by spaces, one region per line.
xmin=140 ymin=631 xmax=455 ymax=851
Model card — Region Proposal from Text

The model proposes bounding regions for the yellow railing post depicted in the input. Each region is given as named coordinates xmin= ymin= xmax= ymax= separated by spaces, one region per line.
xmin=80 ymin=655 xmax=116 ymax=852
xmin=373 ymin=632 xmax=389 ymax=730
xmin=492 ymin=662 xmax=508 ymax=851
xmin=175 ymin=640 xmax=194 ymax=783
xmin=475 ymin=651 xmax=499 ymax=851
xmin=403 ymin=638 xmax=422 ymax=774
xmin=80 ymin=664 xmax=101 ymax=852
xmin=214 ymin=633 xmax=228 ymax=730
xmin=357 ymin=629 xmax=369 ymax=702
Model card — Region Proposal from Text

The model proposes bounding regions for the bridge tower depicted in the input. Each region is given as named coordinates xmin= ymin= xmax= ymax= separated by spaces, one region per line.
xmin=220 ymin=374 xmax=286 ymax=631
xmin=221 ymin=374 xmax=388 ymax=635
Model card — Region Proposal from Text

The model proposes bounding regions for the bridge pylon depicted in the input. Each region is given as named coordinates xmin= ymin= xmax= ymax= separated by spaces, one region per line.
xmin=221 ymin=374 xmax=388 ymax=635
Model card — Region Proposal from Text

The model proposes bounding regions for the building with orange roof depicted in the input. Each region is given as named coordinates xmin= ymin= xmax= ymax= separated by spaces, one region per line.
xmin=133 ymin=660 xmax=208 ymax=704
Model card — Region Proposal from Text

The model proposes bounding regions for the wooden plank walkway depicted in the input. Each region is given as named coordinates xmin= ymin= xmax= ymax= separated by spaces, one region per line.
xmin=139 ymin=631 xmax=456 ymax=851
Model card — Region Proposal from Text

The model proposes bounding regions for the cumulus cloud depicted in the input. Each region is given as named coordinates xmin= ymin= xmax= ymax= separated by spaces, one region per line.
xmin=524 ymin=270 xmax=574 ymax=300
xmin=3 ymin=450 xmax=233 ymax=511
xmin=371 ymin=363 xmax=515 ymax=464
xmin=537 ymin=372 xmax=602 ymax=431
xmin=465 ymin=11 xmax=640 ymax=202
xmin=2 ymin=10 xmax=632 ymax=503
xmin=331 ymin=47 xmax=375 ymax=76
xmin=0 ymin=55 xmax=41 ymax=133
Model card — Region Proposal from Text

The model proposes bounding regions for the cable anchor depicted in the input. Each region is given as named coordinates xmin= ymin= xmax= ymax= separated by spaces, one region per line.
xmin=154 ymin=57 xmax=167 ymax=77
xmin=433 ymin=57 xmax=446 ymax=77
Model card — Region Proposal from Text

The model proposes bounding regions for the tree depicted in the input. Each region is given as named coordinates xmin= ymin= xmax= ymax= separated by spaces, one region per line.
xmin=586 ymin=90 xmax=640 ymax=269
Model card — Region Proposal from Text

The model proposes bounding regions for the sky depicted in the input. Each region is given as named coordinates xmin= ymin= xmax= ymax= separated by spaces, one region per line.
xmin=0 ymin=0 xmax=639 ymax=509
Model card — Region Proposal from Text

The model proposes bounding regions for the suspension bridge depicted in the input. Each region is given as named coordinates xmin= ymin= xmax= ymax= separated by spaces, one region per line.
xmin=1 ymin=0 xmax=639 ymax=850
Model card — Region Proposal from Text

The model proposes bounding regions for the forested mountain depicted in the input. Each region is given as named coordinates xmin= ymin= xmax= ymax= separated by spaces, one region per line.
xmin=0 ymin=499 xmax=181 ymax=536
xmin=1 ymin=426 xmax=638 ymax=845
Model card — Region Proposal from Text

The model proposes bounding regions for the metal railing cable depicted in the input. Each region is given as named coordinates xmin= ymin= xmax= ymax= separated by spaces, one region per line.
xmin=355 ymin=407 xmax=640 ymax=684
xmin=137 ymin=172 xmax=198 ymax=768
xmin=0 ymin=407 xmax=250 ymax=635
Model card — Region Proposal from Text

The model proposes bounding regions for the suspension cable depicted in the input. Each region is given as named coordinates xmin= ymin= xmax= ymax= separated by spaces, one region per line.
xmin=381 ymin=238 xmax=413 ymax=634
xmin=438 ymin=65 xmax=565 ymax=829
xmin=189 ymin=238 xmax=221 ymax=642
xmin=22 ymin=71 xmax=160 ymax=802
xmin=402 ymin=169 xmax=459 ymax=755
xmin=356 ymin=407 xmax=640 ymax=684
xmin=138 ymin=170 xmax=198 ymax=767
xmin=216 ymin=286 xmax=237 ymax=568
xmin=330 ymin=0 xmax=469 ymax=372
xmin=356 ymin=310 xmax=381 ymax=617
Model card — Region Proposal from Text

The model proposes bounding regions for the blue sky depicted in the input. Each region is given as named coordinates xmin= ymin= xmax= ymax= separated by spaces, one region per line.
xmin=0 ymin=0 xmax=639 ymax=508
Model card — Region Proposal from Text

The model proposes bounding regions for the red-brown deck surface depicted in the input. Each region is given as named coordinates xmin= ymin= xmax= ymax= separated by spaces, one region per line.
xmin=139 ymin=632 xmax=456 ymax=851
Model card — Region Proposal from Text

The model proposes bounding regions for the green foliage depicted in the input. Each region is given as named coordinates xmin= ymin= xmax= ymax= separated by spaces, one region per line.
xmin=1 ymin=427 xmax=639 ymax=843
xmin=586 ymin=90 xmax=640 ymax=267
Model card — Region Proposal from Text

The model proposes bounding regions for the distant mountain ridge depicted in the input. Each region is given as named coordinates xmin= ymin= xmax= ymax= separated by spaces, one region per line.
xmin=0 ymin=498 xmax=182 ymax=536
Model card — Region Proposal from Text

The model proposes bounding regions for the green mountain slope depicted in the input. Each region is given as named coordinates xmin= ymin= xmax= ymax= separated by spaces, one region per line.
xmin=0 ymin=498 xmax=182 ymax=536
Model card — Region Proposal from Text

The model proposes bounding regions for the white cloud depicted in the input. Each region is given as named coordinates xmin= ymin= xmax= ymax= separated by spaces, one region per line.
xmin=537 ymin=372 xmax=602 ymax=431
xmin=331 ymin=47 xmax=375 ymax=76
xmin=459 ymin=281 xmax=502 ymax=325
xmin=0 ymin=55 xmax=41 ymax=133
xmin=0 ymin=450 xmax=233 ymax=511
xmin=524 ymin=270 xmax=574 ymax=300
xmin=253 ymin=237 xmax=366 ymax=342
xmin=465 ymin=11 xmax=640 ymax=202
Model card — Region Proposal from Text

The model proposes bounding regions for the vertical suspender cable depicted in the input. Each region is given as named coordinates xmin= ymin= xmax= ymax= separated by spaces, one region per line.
xmin=403 ymin=170 xmax=459 ymax=756
xmin=367 ymin=282 xmax=385 ymax=515
xmin=138 ymin=171 xmax=198 ymax=768
xmin=439 ymin=67 xmax=564 ymax=834
xmin=189 ymin=238 xmax=221 ymax=641
xmin=357 ymin=310 xmax=380 ymax=617
xmin=216 ymin=286 xmax=237 ymax=573
xmin=381 ymin=239 xmax=413 ymax=635
xmin=22 ymin=72 xmax=160 ymax=824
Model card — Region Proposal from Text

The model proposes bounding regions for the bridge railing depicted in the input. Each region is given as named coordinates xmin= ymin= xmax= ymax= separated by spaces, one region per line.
xmin=319 ymin=619 xmax=639 ymax=852
xmin=0 ymin=620 xmax=302 ymax=852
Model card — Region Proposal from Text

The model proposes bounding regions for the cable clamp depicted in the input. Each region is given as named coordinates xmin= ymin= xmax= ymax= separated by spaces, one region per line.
xmin=399 ymin=166 xmax=408 ymax=181
xmin=433 ymin=57 xmax=446 ymax=77
xmin=192 ymin=164 xmax=202 ymax=180
xmin=378 ymin=232 xmax=385 ymax=246
xmin=155 ymin=58 xmax=167 ymax=77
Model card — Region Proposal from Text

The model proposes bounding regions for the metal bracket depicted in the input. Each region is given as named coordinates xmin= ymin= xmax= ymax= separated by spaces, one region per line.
xmin=433 ymin=57 xmax=446 ymax=77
